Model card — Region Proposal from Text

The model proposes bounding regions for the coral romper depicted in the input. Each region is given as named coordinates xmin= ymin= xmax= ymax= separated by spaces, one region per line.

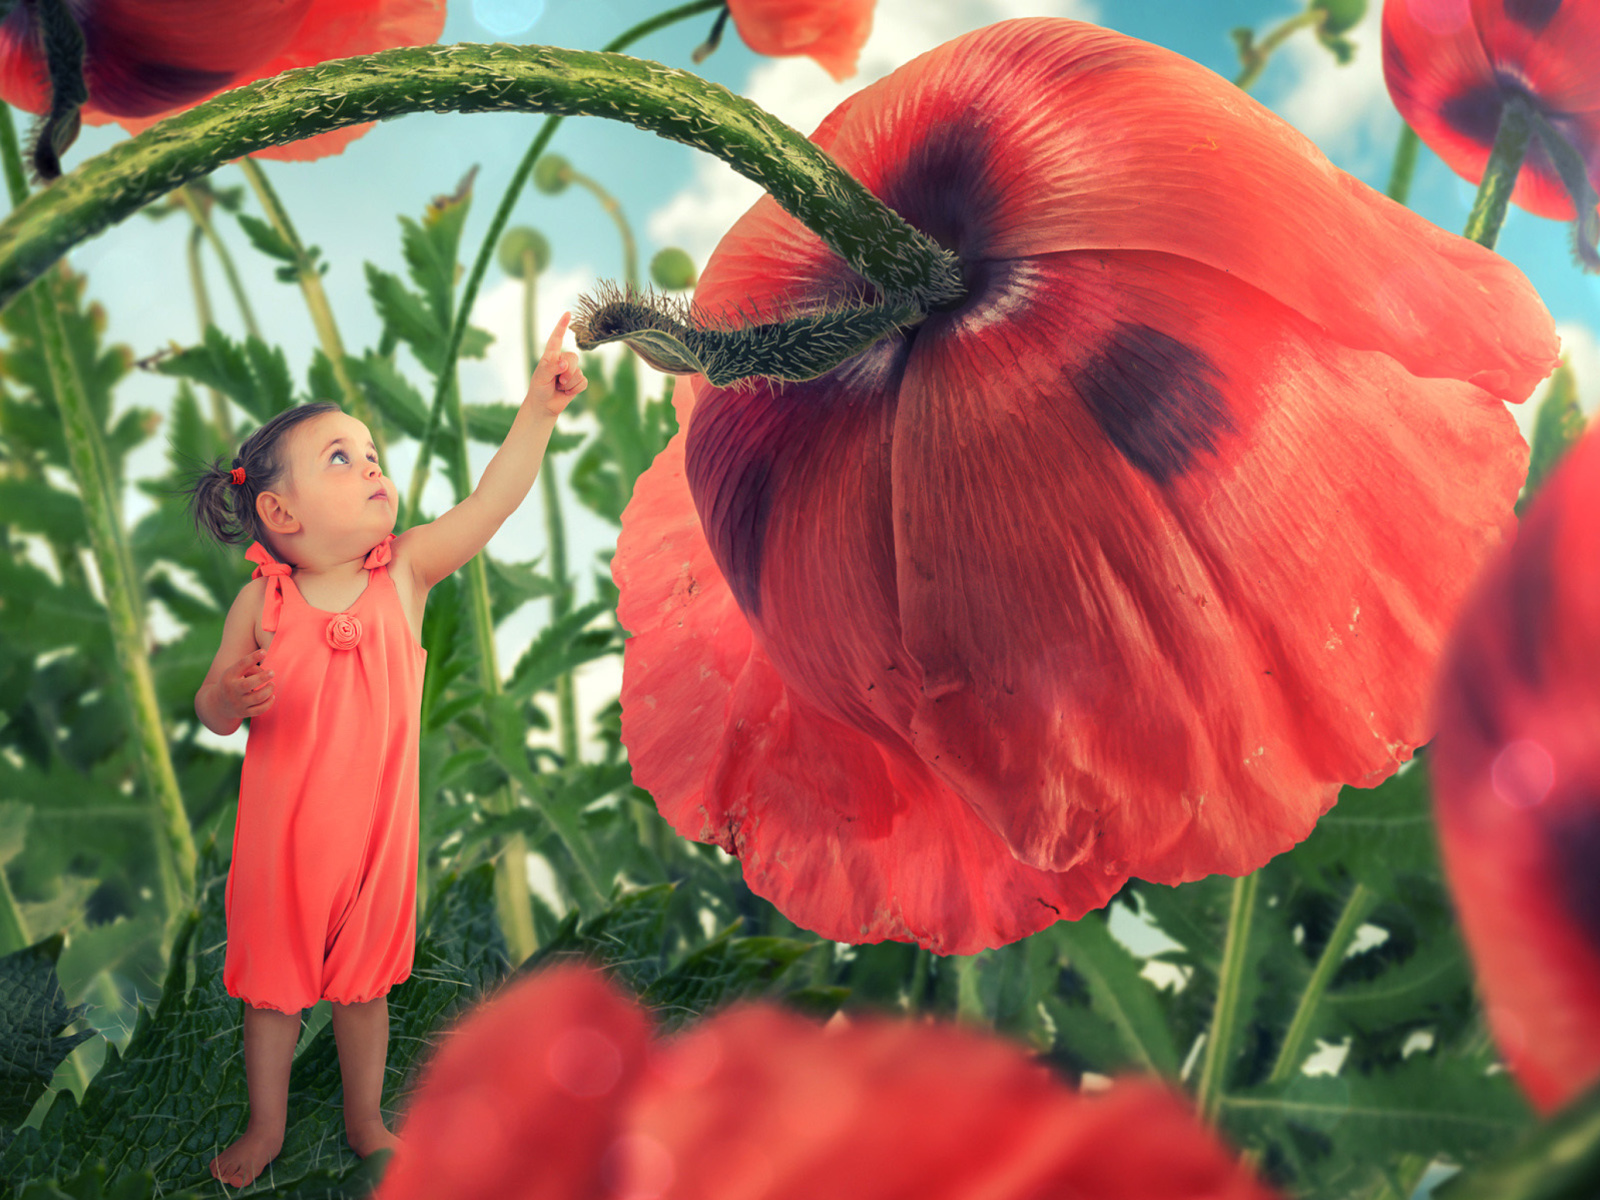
xmin=223 ymin=536 xmax=425 ymax=1013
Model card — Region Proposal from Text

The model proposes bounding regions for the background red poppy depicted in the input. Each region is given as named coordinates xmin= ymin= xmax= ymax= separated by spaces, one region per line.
xmin=727 ymin=0 xmax=876 ymax=81
xmin=1431 ymin=419 xmax=1600 ymax=1114
xmin=615 ymin=17 xmax=1558 ymax=953
xmin=0 ymin=0 xmax=446 ymax=160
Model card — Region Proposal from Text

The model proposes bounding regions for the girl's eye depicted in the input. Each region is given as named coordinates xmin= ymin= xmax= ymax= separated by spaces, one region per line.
xmin=331 ymin=450 xmax=348 ymax=464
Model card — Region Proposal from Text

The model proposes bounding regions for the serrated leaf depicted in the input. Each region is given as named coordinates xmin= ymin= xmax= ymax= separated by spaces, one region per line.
xmin=154 ymin=327 xmax=293 ymax=422
xmin=504 ymin=601 xmax=617 ymax=700
xmin=0 ymin=479 xmax=85 ymax=543
xmin=0 ymin=803 xmax=29 ymax=869
xmin=306 ymin=349 xmax=341 ymax=406
xmin=1438 ymin=1073 xmax=1600 ymax=1200
xmin=1287 ymin=762 xmax=1438 ymax=896
xmin=1222 ymin=1056 xmax=1531 ymax=1200
xmin=236 ymin=213 xmax=298 ymax=265
xmin=639 ymin=931 xmax=816 ymax=1033
xmin=1052 ymin=914 xmax=1182 ymax=1075
xmin=486 ymin=556 xmax=556 ymax=624
xmin=0 ymin=935 xmax=95 ymax=1130
xmin=520 ymin=884 xmax=676 ymax=994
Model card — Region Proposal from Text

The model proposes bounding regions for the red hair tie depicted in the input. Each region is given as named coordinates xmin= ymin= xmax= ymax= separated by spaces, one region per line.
xmin=230 ymin=467 xmax=246 ymax=485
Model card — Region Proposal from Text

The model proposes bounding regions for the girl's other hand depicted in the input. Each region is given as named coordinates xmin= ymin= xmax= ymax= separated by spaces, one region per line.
xmin=222 ymin=648 xmax=276 ymax=720
xmin=528 ymin=312 xmax=587 ymax=416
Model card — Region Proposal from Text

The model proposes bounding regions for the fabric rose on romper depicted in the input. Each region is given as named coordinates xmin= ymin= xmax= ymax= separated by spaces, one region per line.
xmin=374 ymin=964 xmax=1281 ymax=1200
xmin=325 ymin=613 xmax=363 ymax=650
xmin=726 ymin=0 xmax=876 ymax=81
xmin=1382 ymin=0 xmax=1600 ymax=267
xmin=612 ymin=18 xmax=1558 ymax=954
xmin=0 ymin=0 xmax=447 ymax=161
xmin=1430 ymin=418 xmax=1600 ymax=1114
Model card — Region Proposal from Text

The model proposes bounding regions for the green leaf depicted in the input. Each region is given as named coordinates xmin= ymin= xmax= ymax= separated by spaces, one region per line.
xmin=639 ymin=930 xmax=817 ymax=1033
xmin=1518 ymin=360 xmax=1586 ymax=515
xmin=1439 ymin=1073 xmax=1600 ymax=1200
xmin=1287 ymin=762 xmax=1439 ymax=896
xmin=236 ymin=213 xmax=298 ymax=266
xmin=505 ymin=600 xmax=617 ymax=700
xmin=486 ymin=556 xmax=557 ymax=624
xmin=0 ymin=480 xmax=85 ymax=543
xmin=0 ymin=839 xmax=509 ymax=1196
xmin=1052 ymin=914 xmax=1182 ymax=1076
xmin=521 ymin=884 xmax=675 ymax=994
xmin=1223 ymin=1057 xmax=1531 ymax=1200
xmin=0 ymin=803 xmax=30 ymax=870
xmin=154 ymin=327 xmax=293 ymax=422
xmin=0 ymin=935 xmax=95 ymax=1130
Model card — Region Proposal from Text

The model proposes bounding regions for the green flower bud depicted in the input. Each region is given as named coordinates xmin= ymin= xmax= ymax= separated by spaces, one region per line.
xmin=650 ymin=247 xmax=698 ymax=291
xmin=532 ymin=153 xmax=573 ymax=195
xmin=1312 ymin=0 xmax=1366 ymax=36
xmin=498 ymin=226 xmax=551 ymax=278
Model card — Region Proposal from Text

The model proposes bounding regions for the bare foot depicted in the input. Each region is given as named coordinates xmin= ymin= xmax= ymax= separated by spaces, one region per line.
xmin=209 ymin=1122 xmax=284 ymax=1189
xmin=346 ymin=1115 xmax=401 ymax=1159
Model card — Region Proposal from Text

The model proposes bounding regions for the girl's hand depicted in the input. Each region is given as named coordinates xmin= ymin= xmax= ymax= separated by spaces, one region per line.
xmin=527 ymin=313 xmax=587 ymax=416
xmin=220 ymin=649 xmax=275 ymax=720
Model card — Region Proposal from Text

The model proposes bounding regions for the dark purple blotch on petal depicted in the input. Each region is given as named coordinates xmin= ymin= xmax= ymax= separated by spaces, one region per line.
xmin=1442 ymin=83 xmax=1510 ymax=144
xmin=1505 ymin=0 xmax=1563 ymax=32
xmin=1546 ymin=794 xmax=1600 ymax=948
xmin=880 ymin=119 xmax=995 ymax=263
xmin=1505 ymin=510 xmax=1558 ymax=689
xmin=1072 ymin=323 xmax=1235 ymax=483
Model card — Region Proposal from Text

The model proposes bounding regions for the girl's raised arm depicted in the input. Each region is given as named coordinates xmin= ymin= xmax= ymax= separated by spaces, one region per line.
xmin=396 ymin=313 xmax=586 ymax=591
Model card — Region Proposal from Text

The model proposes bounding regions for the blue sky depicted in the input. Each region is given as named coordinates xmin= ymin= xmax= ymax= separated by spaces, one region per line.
xmin=41 ymin=0 xmax=1600 ymax=734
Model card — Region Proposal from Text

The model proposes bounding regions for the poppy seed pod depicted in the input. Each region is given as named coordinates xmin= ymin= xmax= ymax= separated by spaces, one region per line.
xmin=613 ymin=18 xmax=1557 ymax=954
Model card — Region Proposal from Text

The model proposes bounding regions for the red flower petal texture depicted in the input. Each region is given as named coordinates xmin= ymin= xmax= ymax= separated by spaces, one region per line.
xmin=614 ymin=18 xmax=1558 ymax=954
xmin=0 ymin=0 xmax=445 ymax=160
xmin=1431 ymin=420 xmax=1600 ymax=1114
xmin=375 ymin=964 xmax=1282 ymax=1200
xmin=727 ymin=0 xmax=875 ymax=81
xmin=1383 ymin=0 xmax=1600 ymax=221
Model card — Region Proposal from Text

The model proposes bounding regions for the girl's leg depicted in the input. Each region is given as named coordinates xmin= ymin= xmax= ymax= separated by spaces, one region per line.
xmin=330 ymin=995 xmax=401 ymax=1157
xmin=210 ymin=1003 xmax=301 ymax=1188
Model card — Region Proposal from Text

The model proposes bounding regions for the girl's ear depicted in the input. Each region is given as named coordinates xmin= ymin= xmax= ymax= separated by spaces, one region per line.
xmin=257 ymin=490 xmax=301 ymax=536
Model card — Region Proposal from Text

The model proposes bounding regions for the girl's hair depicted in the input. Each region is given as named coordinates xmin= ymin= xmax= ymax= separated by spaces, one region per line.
xmin=185 ymin=402 xmax=340 ymax=547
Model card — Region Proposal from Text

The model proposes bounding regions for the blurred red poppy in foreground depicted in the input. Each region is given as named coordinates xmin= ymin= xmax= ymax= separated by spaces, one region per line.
xmin=0 ymin=0 xmax=446 ymax=160
xmin=614 ymin=18 xmax=1557 ymax=954
xmin=727 ymin=0 xmax=875 ymax=81
xmin=1382 ymin=0 xmax=1600 ymax=260
xmin=375 ymin=964 xmax=1280 ymax=1200
xmin=1431 ymin=419 xmax=1600 ymax=1114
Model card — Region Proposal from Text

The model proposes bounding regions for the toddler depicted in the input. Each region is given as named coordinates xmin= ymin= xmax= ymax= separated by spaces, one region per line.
xmin=187 ymin=316 xmax=585 ymax=1188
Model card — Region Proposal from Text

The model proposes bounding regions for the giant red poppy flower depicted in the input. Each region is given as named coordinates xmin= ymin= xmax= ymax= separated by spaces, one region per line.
xmin=0 ymin=0 xmax=445 ymax=160
xmin=1382 ymin=0 xmax=1600 ymax=231
xmin=375 ymin=964 xmax=1281 ymax=1200
xmin=1431 ymin=419 xmax=1600 ymax=1114
xmin=728 ymin=0 xmax=875 ymax=81
xmin=613 ymin=18 xmax=1558 ymax=954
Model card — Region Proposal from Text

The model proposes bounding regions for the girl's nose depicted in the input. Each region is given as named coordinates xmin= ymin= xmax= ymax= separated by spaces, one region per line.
xmin=364 ymin=460 xmax=381 ymax=477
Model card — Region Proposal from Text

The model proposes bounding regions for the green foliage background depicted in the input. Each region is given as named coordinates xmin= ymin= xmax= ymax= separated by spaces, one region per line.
xmin=0 ymin=6 xmax=1595 ymax=1198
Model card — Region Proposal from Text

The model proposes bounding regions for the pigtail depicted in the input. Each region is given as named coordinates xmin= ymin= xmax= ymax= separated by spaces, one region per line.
xmin=184 ymin=456 xmax=251 ymax=545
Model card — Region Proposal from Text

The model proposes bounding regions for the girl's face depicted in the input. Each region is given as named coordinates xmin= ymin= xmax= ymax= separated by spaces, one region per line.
xmin=280 ymin=410 xmax=397 ymax=551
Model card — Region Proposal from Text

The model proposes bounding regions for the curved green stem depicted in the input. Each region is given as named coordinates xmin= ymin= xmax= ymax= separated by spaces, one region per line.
xmin=1196 ymin=872 xmax=1259 ymax=1123
xmin=1267 ymin=882 xmax=1377 ymax=1085
xmin=237 ymin=159 xmax=381 ymax=451
xmin=1234 ymin=9 xmax=1324 ymax=92
xmin=181 ymin=220 xmax=233 ymax=438
xmin=0 ymin=41 xmax=962 ymax=316
xmin=521 ymin=262 xmax=579 ymax=766
xmin=1386 ymin=123 xmax=1421 ymax=206
xmin=561 ymin=163 xmax=639 ymax=292
xmin=1463 ymin=95 xmax=1532 ymax=250
xmin=177 ymin=183 xmax=261 ymax=341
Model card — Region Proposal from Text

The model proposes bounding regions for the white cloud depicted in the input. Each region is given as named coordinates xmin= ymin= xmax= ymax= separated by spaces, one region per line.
xmin=649 ymin=0 xmax=1097 ymax=263
xmin=1272 ymin=2 xmax=1399 ymax=171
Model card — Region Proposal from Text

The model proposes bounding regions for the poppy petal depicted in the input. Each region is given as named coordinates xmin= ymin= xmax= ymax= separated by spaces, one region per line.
xmin=821 ymin=18 xmax=1554 ymax=403
xmin=886 ymin=249 xmax=1526 ymax=880
xmin=617 ymin=384 xmax=1119 ymax=954
xmin=377 ymin=968 xmax=651 ymax=1200
xmin=727 ymin=0 xmax=876 ymax=82
xmin=633 ymin=1007 xmax=1278 ymax=1200
xmin=1471 ymin=0 xmax=1600 ymax=112
xmin=1431 ymin=422 xmax=1600 ymax=1114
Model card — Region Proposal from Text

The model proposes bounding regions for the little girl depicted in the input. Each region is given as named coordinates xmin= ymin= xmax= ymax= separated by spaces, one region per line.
xmin=188 ymin=316 xmax=585 ymax=1189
